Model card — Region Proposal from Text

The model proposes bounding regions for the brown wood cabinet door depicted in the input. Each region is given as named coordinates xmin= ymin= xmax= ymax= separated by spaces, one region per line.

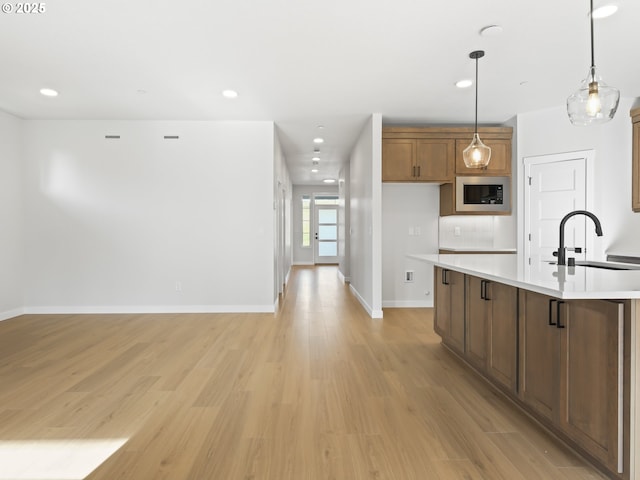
xmin=632 ymin=120 xmax=640 ymax=212
xmin=455 ymin=138 xmax=512 ymax=176
xmin=433 ymin=267 xmax=450 ymax=338
xmin=487 ymin=281 xmax=518 ymax=392
xmin=382 ymin=139 xmax=415 ymax=181
xmin=433 ymin=268 xmax=465 ymax=355
xmin=448 ymin=271 xmax=466 ymax=354
xmin=519 ymin=290 xmax=560 ymax=423
xmin=465 ymin=275 xmax=488 ymax=371
xmin=559 ymin=299 xmax=624 ymax=473
xmin=415 ymin=139 xmax=454 ymax=182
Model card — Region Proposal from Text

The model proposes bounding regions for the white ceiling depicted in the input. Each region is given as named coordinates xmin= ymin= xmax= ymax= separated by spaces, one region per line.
xmin=1 ymin=0 xmax=639 ymax=185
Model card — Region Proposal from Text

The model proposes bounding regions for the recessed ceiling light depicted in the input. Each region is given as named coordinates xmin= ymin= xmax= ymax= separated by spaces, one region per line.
xmin=222 ymin=89 xmax=238 ymax=99
xmin=311 ymin=168 xmax=319 ymax=173
xmin=592 ymin=4 xmax=618 ymax=18
xmin=323 ymin=178 xmax=336 ymax=183
xmin=456 ymin=79 xmax=473 ymax=88
xmin=317 ymin=125 xmax=325 ymax=129
xmin=40 ymin=88 xmax=59 ymax=97
xmin=312 ymin=156 xmax=321 ymax=161
xmin=313 ymin=137 xmax=324 ymax=144
xmin=479 ymin=25 xmax=503 ymax=36
xmin=137 ymin=89 xmax=147 ymax=95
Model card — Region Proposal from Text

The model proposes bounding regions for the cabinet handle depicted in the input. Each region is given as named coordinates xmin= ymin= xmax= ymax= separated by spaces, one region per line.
xmin=548 ymin=299 xmax=557 ymax=326
xmin=412 ymin=165 xmax=416 ymax=177
xmin=442 ymin=269 xmax=450 ymax=285
xmin=480 ymin=280 xmax=490 ymax=300
xmin=416 ymin=165 xmax=421 ymax=177
xmin=556 ymin=301 xmax=566 ymax=329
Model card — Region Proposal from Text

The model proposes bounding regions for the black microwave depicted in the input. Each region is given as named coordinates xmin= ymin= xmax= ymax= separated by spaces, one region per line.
xmin=455 ymin=176 xmax=511 ymax=212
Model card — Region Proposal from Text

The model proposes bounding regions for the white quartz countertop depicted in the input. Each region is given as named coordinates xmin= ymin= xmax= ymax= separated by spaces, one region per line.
xmin=410 ymin=253 xmax=640 ymax=299
xmin=438 ymin=247 xmax=517 ymax=253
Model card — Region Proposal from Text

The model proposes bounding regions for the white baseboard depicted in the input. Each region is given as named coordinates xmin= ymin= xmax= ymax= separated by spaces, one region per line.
xmin=0 ymin=308 xmax=24 ymax=322
xmin=23 ymin=305 xmax=277 ymax=315
xmin=337 ymin=270 xmax=351 ymax=284
xmin=382 ymin=300 xmax=434 ymax=308
xmin=349 ymin=284 xmax=384 ymax=319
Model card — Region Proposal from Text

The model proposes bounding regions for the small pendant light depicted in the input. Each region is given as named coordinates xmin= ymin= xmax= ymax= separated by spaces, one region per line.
xmin=567 ymin=0 xmax=620 ymax=125
xmin=463 ymin=50 xmax=491 ymax=169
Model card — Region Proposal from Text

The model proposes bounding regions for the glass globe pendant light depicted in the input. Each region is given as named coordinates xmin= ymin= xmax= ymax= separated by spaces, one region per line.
xmin=463 ymin=50 xmax=491 ymax=169
xmin=567 ymin=0 xmax=619 ymax=125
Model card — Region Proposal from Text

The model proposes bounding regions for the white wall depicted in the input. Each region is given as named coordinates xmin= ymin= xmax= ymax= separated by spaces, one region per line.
xmin=517 ymin=97 xmax=639 ymax=260
xmin=382 ymin=183 xmax=439 ymax=307
xmin=349 ymin=114 xmax=383 ymax=318
xmin=0 ymin=111 xmax=24 ymax=320
xmin=338 ymin=164 xmax=350 ymax=282
xmin=273 ymin=131 xmax=292 ymax=299
xmin=22 ymin=120 xmax=277 ymax=312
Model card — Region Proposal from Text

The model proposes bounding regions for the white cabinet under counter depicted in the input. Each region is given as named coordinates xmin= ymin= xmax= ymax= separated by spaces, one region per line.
xmin=415 ymin=254 xmax=640 ymax=480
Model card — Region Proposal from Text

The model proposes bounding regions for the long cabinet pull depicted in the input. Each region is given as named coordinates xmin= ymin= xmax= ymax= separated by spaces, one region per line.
xmin=479 ymin=280 xmax=491 ymax=301
xmin=416 ymin=165 xmax=421 ymax=177
xmin=412 ymin=165 xmax=416 ymax=177
xmin=548 ymin=299 xmax=557 ymax=326
xmin=442 ymin=269 xmax=450 ymax=285
xmin=556 ymin=301 xmax=566 ymax=329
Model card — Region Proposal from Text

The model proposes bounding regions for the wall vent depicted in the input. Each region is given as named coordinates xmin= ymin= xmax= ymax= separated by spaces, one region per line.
xmin=163 ymin=135 xmax=179 ymax=139
xmin=404 ymin=271 xmax=414 ymax=283
xmin=105 ymin=135 xmax=120 ymax=139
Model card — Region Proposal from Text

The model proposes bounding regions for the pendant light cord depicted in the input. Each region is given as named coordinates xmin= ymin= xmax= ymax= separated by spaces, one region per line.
xmin=590 ymin=0 xmax=595 ymax=69
xmin=474 ymin=55 xmax=479 ymax=133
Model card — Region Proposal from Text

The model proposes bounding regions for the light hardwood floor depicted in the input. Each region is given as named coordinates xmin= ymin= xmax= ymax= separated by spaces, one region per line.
xmin=0 ymin=266 xmax=607 ymax=479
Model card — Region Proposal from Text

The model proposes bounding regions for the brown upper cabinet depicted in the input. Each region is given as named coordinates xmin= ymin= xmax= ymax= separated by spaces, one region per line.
xmin=631 ymin=108 xmax=640 ymax=212
xmin=382 ymin=126 xmax=512 ymax=182
xmin=382 ymin=138 xmax=454 ymax=182
xmin=455 ymin=137 xmax=512 ymax=176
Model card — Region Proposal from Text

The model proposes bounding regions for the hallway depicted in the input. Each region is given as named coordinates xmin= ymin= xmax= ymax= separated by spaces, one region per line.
xmin=0 ymin=266 xmax=605 ymax=479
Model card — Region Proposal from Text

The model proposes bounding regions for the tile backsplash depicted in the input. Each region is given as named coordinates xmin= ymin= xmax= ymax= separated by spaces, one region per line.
xmin=439 ymin=215 xmax=516 ymax=249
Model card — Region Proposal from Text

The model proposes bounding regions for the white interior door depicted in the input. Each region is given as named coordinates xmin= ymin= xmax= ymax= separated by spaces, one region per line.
xmin=314 ymin=205 xmax=339 ymax=264
xmin=524 ymin=151 xmax=592 ymax=275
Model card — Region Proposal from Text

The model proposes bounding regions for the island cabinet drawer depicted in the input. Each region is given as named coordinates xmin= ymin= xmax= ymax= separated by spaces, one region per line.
xmin=464 ymin=275 xmax=518 ymax=393
xmin=519 ymin=290 xmax=629 ymax=476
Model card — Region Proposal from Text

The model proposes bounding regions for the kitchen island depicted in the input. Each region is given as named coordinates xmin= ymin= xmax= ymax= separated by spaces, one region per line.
xmin=412 ymin=254 xmax=640 ymax=480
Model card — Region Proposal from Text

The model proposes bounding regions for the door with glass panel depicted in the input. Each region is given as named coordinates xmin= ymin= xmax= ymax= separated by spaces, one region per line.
xmin=314 ymin=204 xmax=339 ymax=264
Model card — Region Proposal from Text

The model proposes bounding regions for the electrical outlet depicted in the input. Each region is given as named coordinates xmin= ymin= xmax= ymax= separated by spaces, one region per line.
xmin=175 ymin=281 xmax=182 ymax=292
xmin=454 ymin=226 xmax=461 ymax=237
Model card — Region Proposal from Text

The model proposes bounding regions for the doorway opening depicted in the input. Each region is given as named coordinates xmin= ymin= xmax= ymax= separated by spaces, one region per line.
xmin=314 ymin=194 xmax=339 ymax=264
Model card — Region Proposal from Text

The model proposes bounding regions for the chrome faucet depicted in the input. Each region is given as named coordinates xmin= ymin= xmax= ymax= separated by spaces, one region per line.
xmin=555 ymin=210 xmax=603 ymax=266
